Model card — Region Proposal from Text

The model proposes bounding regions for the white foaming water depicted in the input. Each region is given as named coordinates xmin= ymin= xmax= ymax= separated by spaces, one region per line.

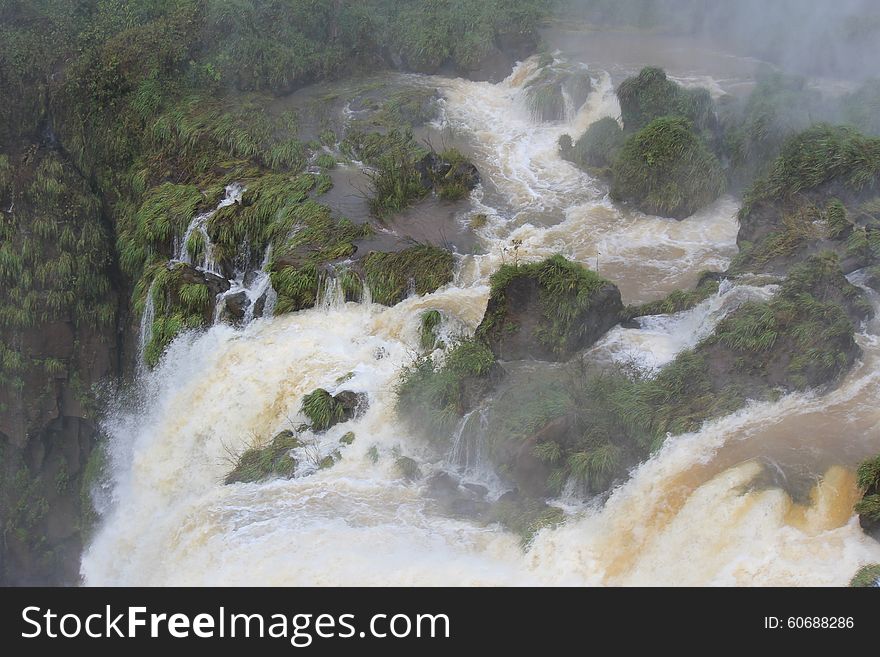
xmin=83 ymin=292 xmax=880 ymax=585
xmin=439 ymin=59 xmax=739 ymax=302
xmin=214 ymin=245 xmax=278 ymax=325
xmin=86 ymin=59 xmax=880 ymax=586
xmin=137 ymin=282 xmax=156 ymax=369
xmin=177 ymin=183 xmax=244 ymax=274
xmin=594 ymin=281 xmax=779 ymax=372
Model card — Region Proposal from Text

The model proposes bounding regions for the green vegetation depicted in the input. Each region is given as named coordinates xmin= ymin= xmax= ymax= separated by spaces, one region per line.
xmin=372 ymin=87 xmax=440 ymax=128
xmin=561 ymin=117 xmax=624 ymax=171
xmin=263 ymin=194 xmax=372 ymax=315
xmin=616 ymin=67 xmax=715 ymax=135
xmin=301 ymin=389 xmax=346 ymax=432
xmin=0 ymin=0 xmax=552 ymax=585
xmin=855 ymin=453 xmax=880 ymax=530
xmin=359 ymin=130 xmax=429 ymax=216
xmin=429 ymin=255 xmax=865 ymax=499
xmin=477 ymin=254 xmax=619 ymax=359
xmin=490 ymin=497 xmax=564 ymax=546
xmin=0 ymin=151 xmax=115 ymax=393
xmin=139 ymin=263 xmax=217 ymax=368
xmin=744 ymin=125 xmax=880 ymax=208
xmin=735 ymin=125 xmax=880 ymax=275
xmin=225 ymin=430 xmax=300 ymax=485
xmin=564 ymin=67 xmax=725 ymax=219
xmin=705 ymin=254 xmax=865 ymax=390
xmin=396 ymin=338 xmax=498 ymax=435
xmin=363 ymin=245 xmax=455 ymax=306
xmin=850 ymin=564 xmax=880 ymax=587
xmin=419 ymin=310 xmax=444 ymax=351
xmin=719 ymin=70 xmax=826 ymax=184
xmin=384 ymin=0 xmax=550 ymax=74
xmin=611 ymin=116 xmax=725 ymax=218
xmin=346 ymin=128 xmax=478 ymax=216
xmin=625 ymin=274 xmax=721 ymax=319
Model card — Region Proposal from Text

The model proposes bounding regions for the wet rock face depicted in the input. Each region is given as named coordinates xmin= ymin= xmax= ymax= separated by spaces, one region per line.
xmin=217 ymin=291 xmax=249 ymax=324
xmin=177 ymin=262 xmax=229 ymax=300
xmin=333 ymin=390 xmax=368 ymax=423
xmin=424 ymin=471 xmax=490 ymax=519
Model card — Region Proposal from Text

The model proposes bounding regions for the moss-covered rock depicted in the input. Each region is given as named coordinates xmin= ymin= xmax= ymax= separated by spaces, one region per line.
xmin=702 ymin=254 xmax=867 ymax=393
xmin=523 ymin=64 xmax=592 ymax=122
xmin=371 ymin=87 xmax=441 ymax=129
xmin=141 ymin=262 xmax=228 ymax=368
xmin=489 ymin=492 xmax=565 ymax=546
xmin=344 ymin=128 xmax=479 ymax=216
xmin=850 ymin=564 xmax=880 ymax=587
xmin=395 ymin=456 xmax=422 ymax=482
xmin=301 ymin=388 xmax=367 ymax=432
xmin=225 ymin=430 xmax=301 ymax=485
xmin=476 ymin=255 xmax=623 ymax=362
xmin=417 ymin=149 xmax=481 ymax=201
xmin=561 ymin=117 xmax=625 ymax=171
xmin=616 ymin=67 xmax=715 ymax=134
xmin=610 ymin=116 xmax=726 ymax=219
xmin=855 ymin=453 xmax=880 ymax=533
xmin=362 ymin=245 xmax=455 ymax=306
xmin=472 ymin=254 xmax=868 ymax=501
xmin=735 ymin=125 xmax=880 ymax=275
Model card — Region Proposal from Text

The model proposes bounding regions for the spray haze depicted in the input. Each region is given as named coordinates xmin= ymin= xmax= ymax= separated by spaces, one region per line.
xmin=562 ymin=0 xmax=880 ymax=80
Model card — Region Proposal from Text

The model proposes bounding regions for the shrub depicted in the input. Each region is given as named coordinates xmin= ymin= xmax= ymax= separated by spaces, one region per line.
xmin=611 ymin=116 xmax=725 ymax=218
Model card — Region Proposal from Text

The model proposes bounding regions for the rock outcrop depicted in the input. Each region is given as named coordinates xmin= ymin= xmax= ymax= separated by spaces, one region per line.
xmin=476 ymin=255 xmax=623 ymax=362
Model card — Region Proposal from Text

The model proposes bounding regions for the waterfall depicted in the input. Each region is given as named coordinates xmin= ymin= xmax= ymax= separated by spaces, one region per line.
xmin=137 ymin=281 xmax=156 ymax=368
xmin=84 ymin=58 xmax=880 ymax=586
xmin=177 ymin=183 xmax=244 ymax=274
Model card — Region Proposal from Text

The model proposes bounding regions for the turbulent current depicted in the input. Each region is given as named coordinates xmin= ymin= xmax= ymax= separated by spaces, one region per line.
xmin=81 ymin=58 xmax=880 ymax=586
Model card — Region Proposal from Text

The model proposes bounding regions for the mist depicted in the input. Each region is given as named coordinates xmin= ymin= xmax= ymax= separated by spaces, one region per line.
xmin=561 ymin=0 xmax=880 ymax=80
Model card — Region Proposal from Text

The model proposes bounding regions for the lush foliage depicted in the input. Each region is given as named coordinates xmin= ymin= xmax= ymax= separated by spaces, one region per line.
xmin=855 ymin=453 xmax=880 ymax=528
xmin=744 ymin=125 xmax=880 ymax=208
xmin=301 ymin=388 xmax=346 ymax=432
xmin=719 ymin=70 xmax=827 ymax=185
xmin=225 ymin=430 xmax=300 ymax=484
xmin=478 ymin=254 xmax=613 ymax=357
xmin=850 ymin=564 xmax=880 ymax=587
xmin=616 ymin=67 xmax=715 ymax=135
xmin=363 ymin=245 xmax=455 ymax=306
xmin=396 ymin=338 xmax=497 ymax=434
xmin=611 ymin=116 xmax=725 ymax=218
xmin=561 ymin=116 xmax=624 ymax=171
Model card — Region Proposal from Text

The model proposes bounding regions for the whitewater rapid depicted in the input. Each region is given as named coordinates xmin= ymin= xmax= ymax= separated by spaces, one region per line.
xmin=82 ymin=59 xmax=880 ymax=586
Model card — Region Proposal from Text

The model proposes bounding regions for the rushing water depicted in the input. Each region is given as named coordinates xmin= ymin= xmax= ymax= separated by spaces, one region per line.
xmin=82 ymin=52 xmax=880 ymax=586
